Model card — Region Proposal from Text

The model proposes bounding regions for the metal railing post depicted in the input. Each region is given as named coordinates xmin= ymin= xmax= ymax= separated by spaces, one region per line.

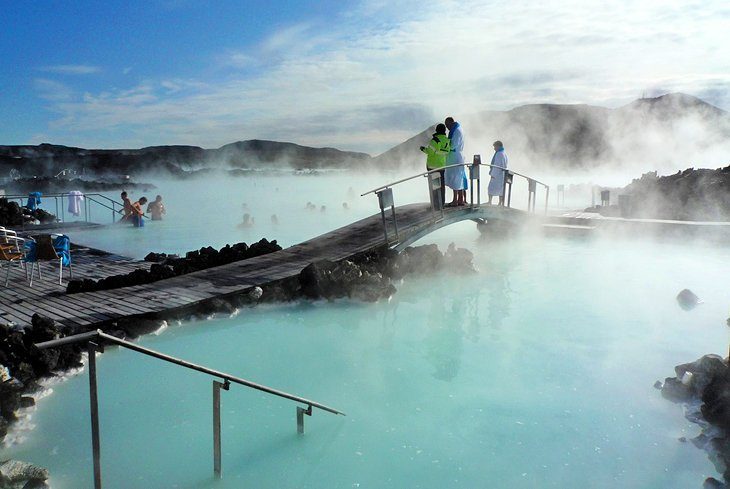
xmin=527 ymin=179 xmax=537 ymax=213
xmin=213 ymin=379 xmax=229 ymax=478
xmin=88 ymin=341 xmax=103 ymax=489
xmin=297 ymin=405 xmax=312 ymax=434
xmin=470 ymin=156 xmax=481 ymax=208
xmin=427 ymin=172 xmax=443 ymax=220
xmin=503 ymin=171 xmax=514 ymax=208
xmin=544 ymin=186 xmax=550 ymax=215
xmin=391 ymin=204 xmax=399 ymax=241
xmin=377 ymin=188 xmax=394 ymax=244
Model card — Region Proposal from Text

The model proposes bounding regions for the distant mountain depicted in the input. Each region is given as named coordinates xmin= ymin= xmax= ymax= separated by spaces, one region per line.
xmin=375 ymin=93 xmax=730 ymax=173
xmin=0 ymin=140 xmax=372 ymax=178
xmin=2 ymin=94 xmax=727 ymax=179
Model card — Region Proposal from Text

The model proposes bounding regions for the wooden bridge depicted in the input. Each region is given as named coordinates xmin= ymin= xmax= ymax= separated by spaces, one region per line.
xmin=0 ymin=200 xmax=537 ymax=331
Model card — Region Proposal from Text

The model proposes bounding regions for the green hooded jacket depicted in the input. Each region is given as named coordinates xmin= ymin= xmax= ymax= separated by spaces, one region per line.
xmin=421 ymin=133 xmax=450 ymax=170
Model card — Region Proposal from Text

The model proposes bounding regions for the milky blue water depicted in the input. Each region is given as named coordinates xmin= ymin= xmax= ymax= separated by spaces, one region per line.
xmin=3 ymin=174 xmax=729 ymax=488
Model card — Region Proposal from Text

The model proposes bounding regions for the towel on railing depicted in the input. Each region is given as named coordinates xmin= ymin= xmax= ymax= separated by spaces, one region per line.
xmin=67 ymin=190 xmax=84 ymax=216
xmin=26 ymin=192 xmax=42 ymax=211
xmin=52 ymin=235 xmax=71 ymax=266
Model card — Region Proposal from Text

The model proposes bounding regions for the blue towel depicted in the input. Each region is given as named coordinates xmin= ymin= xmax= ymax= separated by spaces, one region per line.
xmin=23 ymin=241 xmax=37 ymax=263
xmin=52 ymin=235 xmax=71 ymax=266
xmin=26 ymin=192 xmax=42 ymax=211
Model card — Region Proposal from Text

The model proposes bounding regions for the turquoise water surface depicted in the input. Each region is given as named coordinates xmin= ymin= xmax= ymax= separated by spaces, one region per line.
xmin=2 ymin=175 xmax=728 ymax=488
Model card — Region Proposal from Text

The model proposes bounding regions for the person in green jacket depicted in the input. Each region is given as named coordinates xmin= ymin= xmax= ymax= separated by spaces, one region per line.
xmin=420 ymin=123 xmax=450 ymax=207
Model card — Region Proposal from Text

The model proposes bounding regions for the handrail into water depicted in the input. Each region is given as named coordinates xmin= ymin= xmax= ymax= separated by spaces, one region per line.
xmin=360 ymin=159 xmax=550 ymax=244
xmin=36 ymin=329 xmax=344 ymax=487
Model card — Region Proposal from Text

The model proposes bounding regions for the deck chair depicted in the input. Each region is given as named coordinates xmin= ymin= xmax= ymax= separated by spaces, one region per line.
xmin=0 ymin=245 xmax=25 ymax=287
xmin=0 ymin=227 xmax=25 ymax=253
xmin=32 ymin=234 xmax=73 ymax=285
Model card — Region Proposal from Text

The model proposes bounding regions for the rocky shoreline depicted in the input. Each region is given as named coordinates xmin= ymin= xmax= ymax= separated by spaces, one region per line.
xmin=67 ymin=238 xmax=283 ymax=294
xmin=659 ymin=352 xmax=730 ymax=488
xmin=587 ymin=166 xmax=730 ymax=221
xmin=3 ymin=177 xmax=155 ymax=195
xmin=0 ymin=199 xmax=56 ymax=227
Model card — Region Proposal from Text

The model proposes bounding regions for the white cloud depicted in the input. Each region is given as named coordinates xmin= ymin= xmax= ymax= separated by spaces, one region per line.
xmin=39 ymin=64 xmax=101 ymax=75
xmin=34 ymin=78 xmax=74 ymax=102
xmin=33 ymin=0 xmax=730 ymax=153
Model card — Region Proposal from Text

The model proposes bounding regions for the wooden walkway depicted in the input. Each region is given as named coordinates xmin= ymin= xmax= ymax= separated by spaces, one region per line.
xmin=550 ymin=211 xmax=730 ymax=239
xmin=0 ymin=203 xmax=527 ymax=330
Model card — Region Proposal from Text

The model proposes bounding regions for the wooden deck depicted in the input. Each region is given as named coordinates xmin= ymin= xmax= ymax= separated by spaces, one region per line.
xmin=0 ymin=203 xmax=526 ymax=330
xmin=551 ymin=211 xmax=730 ymax=239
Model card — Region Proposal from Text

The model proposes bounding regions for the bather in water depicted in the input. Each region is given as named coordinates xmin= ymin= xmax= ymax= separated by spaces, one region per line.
xmin=238 ymin=213 xmax=255 ymax=228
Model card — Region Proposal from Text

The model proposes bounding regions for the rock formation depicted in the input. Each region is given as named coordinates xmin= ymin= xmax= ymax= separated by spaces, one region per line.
xmin=0 ymin=199 xmax=56 ymax=227
xmin=660 ymin=354 xmax=730 ymax=487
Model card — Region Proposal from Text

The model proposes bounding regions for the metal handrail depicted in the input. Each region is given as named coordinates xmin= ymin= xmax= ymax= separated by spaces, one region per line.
xmin=36 ymin=329 xmax=344 ymax=486
xmin=1 ymin=192 xmax=151 ymax=225
xmin=36 ymin=329 xmax=344 ymax=415
xmin=361 ymin=162 xmax=548 ymax=197
xmin=361 ymin=157 xmax=551 ymax=244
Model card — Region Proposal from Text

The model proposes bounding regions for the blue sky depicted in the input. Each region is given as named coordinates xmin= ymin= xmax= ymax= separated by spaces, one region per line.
xmin=2 ymin=0 xmax=729 ymax=154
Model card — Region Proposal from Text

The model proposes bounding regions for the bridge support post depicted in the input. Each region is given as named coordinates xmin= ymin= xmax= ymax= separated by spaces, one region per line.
xmin=469 ymin=159 xmax=481 ymax=208
xmin=377 ymin=188 xmax=394 ymax=243
xmin=527 ymin=179 xmax=537 ymax=213
xmin=213 ymin=379 xmax=230 ymax=478
xmin=545 ymin=186 xmax=550 ymax=215
xmin=503 ymin=171 xmax=514 ymax=208
xmin=428 ymin=172 xmax=444 ymax=220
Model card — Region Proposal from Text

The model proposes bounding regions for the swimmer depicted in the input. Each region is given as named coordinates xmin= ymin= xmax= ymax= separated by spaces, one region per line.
xmin=320 ymin=205 xmax=326 ymax=212
xmin=119 ymin=191 xmax=133 ymax=222
xmin=130 ymin=197 xmax=147 ymax=227
xmin=147 ymin=195 xmax=166 ymax=220
xmin=271 ymin=214 xmax=279 ymax=225
xmin=342 ymin=202 xmax=349 ymax=210
xmin=238 ymin=213 xmax=255 ymax=228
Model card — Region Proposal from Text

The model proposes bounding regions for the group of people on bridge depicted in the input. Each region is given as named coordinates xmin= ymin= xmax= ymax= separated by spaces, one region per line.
xmin=420 ymin=117 xmax=508 ymax=207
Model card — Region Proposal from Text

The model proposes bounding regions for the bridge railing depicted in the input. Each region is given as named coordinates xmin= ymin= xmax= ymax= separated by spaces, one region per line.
xmin=35 ymin=329 xmax=345 ymax=487
xmin=361 ymin=156 xmax=549 ymax=243
xmin=1 ymin=192 xmax=150 ymax=228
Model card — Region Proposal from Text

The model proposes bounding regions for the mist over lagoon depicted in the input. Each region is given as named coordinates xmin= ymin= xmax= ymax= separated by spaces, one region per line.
xmin=2 ymin=1 xmax=730 ymax=488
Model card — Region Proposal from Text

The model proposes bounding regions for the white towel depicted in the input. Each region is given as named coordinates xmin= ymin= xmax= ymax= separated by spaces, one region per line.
xmin=68 ymin=190 xmax=84 ymax=216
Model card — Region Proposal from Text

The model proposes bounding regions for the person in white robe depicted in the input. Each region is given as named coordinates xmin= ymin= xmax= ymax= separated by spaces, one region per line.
xmin=488 ymin=141 xmax=508 ymax=205
xmin=444 ymin=117 xmax=467 ymax=206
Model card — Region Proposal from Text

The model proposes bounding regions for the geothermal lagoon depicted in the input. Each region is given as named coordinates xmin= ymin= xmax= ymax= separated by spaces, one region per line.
xmin=1 ymin=174 xmax=728 ymax=488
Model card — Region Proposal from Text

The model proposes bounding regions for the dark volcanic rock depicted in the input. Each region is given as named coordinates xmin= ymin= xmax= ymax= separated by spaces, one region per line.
xmin=297 ymin=243 xmax=476 ymax=303
xmin=0 ymin=199 xmax=57 ymax=227
xmin=678 ymin=289 xmax=702 ymax=310
xmin=0 ymin=459 xmax=50 ymax=487
xmin=620 ymin=167 xmax=730 ymax=221
xmin=68 ymin=238 xmax=283 ymax=294
xmin=299 ymin=260 xmax=339 ymax=299
xmin=0 ymin=379 xmax=24 ymax=421
xmin=115 ymin=318 xmax=163 ymax=339
xmin=661 ymin=354 xmax=730 ymax=485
